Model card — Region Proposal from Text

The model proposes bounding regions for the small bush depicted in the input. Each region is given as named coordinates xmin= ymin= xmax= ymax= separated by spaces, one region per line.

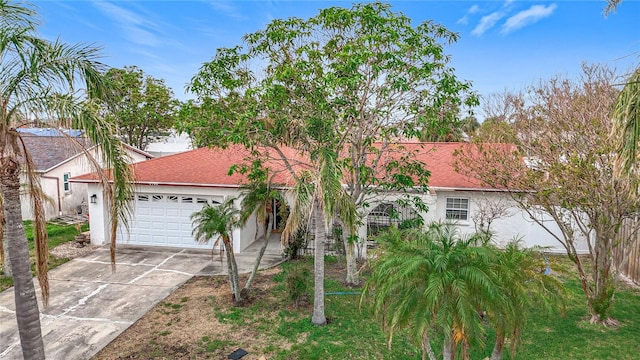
xmin=284 ymin=229 xmax=309 ymax=260
xmin=285 ymin=263 xmax=310 ymax=306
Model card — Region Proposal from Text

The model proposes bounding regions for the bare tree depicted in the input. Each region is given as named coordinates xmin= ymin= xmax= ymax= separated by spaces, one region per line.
xmin=457 ymin=64 xmax=639 ymax=325
xmin=472 ymin=195 xmax=513 ymax=234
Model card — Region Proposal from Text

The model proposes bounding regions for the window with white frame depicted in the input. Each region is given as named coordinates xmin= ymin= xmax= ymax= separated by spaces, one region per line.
xmin=445 ymin=198 xmax=469 ymax=221
xmin=63 ymin=173 xmax=71 ymax=192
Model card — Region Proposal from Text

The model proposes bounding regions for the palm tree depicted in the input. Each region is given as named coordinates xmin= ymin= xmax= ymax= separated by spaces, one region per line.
xmin=363 ymin=223 xmax=503 ymax=360
xmin=191 ymin=198 xmax=243 ymax=302
xmin=239 ymin=179 xmax=283 ymax=292
xmin=1 ymin=2 xmax=133 ymax=359
xmin=612 ymin=67 xmax=640 ymax=175
xmin=283 ymin=149 xmax=357 ymax=325
xmin=488 ymin=241 xmax=565 ymax=360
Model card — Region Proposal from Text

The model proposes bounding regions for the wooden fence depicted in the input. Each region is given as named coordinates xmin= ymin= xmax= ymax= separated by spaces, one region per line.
xmin=614 ymin=218 xmax=640 ymax=286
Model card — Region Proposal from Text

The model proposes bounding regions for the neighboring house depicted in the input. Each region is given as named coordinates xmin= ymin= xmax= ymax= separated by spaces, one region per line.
xmin=145 ymin=131 xmax=193 ymax=157
xmin=72 ymin=143 xmax=588 ymax=254
xmin=18 ymin=133 xmax=153 ymax=221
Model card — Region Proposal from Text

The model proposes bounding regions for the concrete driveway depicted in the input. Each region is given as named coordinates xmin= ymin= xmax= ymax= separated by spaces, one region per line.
xmin=0 ymin=239 xmax=283 ymax=359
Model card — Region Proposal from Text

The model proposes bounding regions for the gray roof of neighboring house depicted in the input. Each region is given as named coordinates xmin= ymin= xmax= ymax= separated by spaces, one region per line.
xmin=19 ymin=134 xmax=92 ymax=172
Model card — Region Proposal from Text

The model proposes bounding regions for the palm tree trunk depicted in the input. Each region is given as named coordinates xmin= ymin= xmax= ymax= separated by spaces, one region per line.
xmin=1 ymin=154 xmax=45 ymax=360
xmin=223 ymin=237 xmax=242 ymax=303
xmin=490 ymin=334 xmax=505 ymax=360
xmin=312 ymin=200 xmax=327 ymax=325
xmin=442 ymin=335 xmax=454 ymax=360
xmin=2 ymin=236 xmax=12 ymax=277
xmin=243 ymin=213 xmax=273 ymax=291
xmin=421 ymin=329 xmax=437 ymax=360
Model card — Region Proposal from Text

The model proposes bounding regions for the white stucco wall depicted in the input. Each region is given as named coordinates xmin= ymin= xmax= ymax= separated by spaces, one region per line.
xmin=84 ymin=182 xmax=590 ymax=256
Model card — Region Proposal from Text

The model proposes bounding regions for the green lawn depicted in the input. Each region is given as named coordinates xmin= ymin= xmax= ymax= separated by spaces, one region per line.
xmin=0 ymin=222 xmax=87 ymax=291
xmin=214 ymin=256 xmax=640 ymax=360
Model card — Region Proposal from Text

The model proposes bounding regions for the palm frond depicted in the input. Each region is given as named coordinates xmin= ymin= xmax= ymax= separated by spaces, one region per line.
xmin=612 ymin=67 xmax=640 ymax=174
xmin=281 ymin=170 xmax=314 ymax=244
xmin=191 ymin=197 xmax=240 ymax=248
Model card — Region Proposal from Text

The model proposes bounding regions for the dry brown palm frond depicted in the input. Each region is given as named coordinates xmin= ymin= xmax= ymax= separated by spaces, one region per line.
xmin=17 ymin=135 xmax=50 ymax=306
xmin=19 ymin=182 xmax=56 ymax=212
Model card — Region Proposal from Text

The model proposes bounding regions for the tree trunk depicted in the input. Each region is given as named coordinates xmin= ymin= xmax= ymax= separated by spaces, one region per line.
xmin=421 ymin=330 xmax=437 ymax=360
xmin=223 ymin=236 xmax=242 ymax=303
xmin=442 ymin=335 xmax=454 ymax=360
xmin=1 ymin=154 xmax=45 ymax=360
xmin=312 ymin=200 xmax=327 ymax=325
xmin=343 ymin=227 xmax=359 ymax=286
xmin=2 ymin=235 xmax=12 ymax=277
xmin=490 ymin=334 xmax=504 ymax=360
xmin=588 ymin=231 xmax=616 ymax=324
xmin=243 ymin=213 xmax=273 ymax=291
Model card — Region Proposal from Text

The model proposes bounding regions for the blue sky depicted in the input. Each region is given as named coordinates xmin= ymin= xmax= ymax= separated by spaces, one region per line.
xmin=34 ymin=1 xmax=639 ymax=116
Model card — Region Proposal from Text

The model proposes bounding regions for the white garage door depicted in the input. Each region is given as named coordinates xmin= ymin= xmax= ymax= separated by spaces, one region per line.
xmin=117 ymin=193 xmax=223 ymax=249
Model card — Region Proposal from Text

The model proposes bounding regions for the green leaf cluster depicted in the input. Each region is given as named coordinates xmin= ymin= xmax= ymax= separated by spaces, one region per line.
xmin=102 ymin=66 xmax=179 ymax=150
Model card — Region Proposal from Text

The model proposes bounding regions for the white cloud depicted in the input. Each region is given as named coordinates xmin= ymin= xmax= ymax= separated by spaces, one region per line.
xmin=457 ymin=4 xmax=480 ymax=25
xmin=472 ymin=11 xmax=505 ymax=36
xmin=92 ymin=1 xmax=162 ymax=47
xmin=208 ymin=1 xmax=248 ymax=21
xmin=501 ymin=4 xmax=557 ymax=34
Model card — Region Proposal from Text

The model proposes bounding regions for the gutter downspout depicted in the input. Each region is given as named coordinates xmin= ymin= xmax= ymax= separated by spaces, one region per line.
xmin=41 ymin=175 xmax=62 ymax=215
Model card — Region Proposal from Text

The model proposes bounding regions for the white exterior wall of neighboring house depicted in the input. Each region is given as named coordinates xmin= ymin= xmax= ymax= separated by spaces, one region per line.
xmin=87 ymin=184 xmax=257 ymax=253
xmin=145 ymin=132 xmax=192 ymax=157
xmin=21 ymin=146 xmax=150 ymax=221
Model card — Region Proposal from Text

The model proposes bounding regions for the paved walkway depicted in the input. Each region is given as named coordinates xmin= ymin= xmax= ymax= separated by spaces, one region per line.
xmin=0 ymin=236 xmax=284 ymax=359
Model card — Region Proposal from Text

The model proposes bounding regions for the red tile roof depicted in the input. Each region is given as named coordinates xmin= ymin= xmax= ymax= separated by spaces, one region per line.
xmin=72 ymin=142 xmax=504 ymax=191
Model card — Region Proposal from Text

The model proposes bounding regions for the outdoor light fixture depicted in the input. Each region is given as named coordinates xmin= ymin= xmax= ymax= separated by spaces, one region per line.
xmin=90 ymin=194 xmax=97 ymax=204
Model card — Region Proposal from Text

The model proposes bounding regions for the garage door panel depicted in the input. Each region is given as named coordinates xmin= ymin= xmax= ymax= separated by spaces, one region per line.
xmin=166 ymin=222 xmax=180 ymax=231
xmin=136 ymin=234 xmax=153 ymax=243
xmin=136 ymin=220 xmax=151 ymax=229
xmin=137 ymin=207 xmax=151 ymax=215
xmin=151 ymin=208 xmax=165 ymax=216
xmin=166 ymin=208 xmax=180 ymax=217
xmin=181 ymin=208 xmax=199 ymax=217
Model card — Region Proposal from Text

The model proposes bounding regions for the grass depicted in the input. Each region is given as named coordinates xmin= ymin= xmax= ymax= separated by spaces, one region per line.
xmin=0 ymin=221 xmax=87 ymax=291
xmin=93 ymin=253 xmax=640 ymax=359
xmin=209 ymin=257 xmax=638 ymax=359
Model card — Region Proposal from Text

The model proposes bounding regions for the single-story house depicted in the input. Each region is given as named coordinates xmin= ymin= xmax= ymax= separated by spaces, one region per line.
xmin=72 ymin=142 xmax=588 ymax=254
xmin=18 ymin=132 xmax=153 ymax=220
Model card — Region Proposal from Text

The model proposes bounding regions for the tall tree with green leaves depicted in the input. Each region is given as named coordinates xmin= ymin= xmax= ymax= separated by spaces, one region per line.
xmin=103 ymin=66 xmax=178 ymax=150
xmin=0 ymin=1 xmax=133 ymax=358
xmin=191 ymin=198 xmax=244 ymax=302
xmin=182 ymin=2 xmax=476 ymax=287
